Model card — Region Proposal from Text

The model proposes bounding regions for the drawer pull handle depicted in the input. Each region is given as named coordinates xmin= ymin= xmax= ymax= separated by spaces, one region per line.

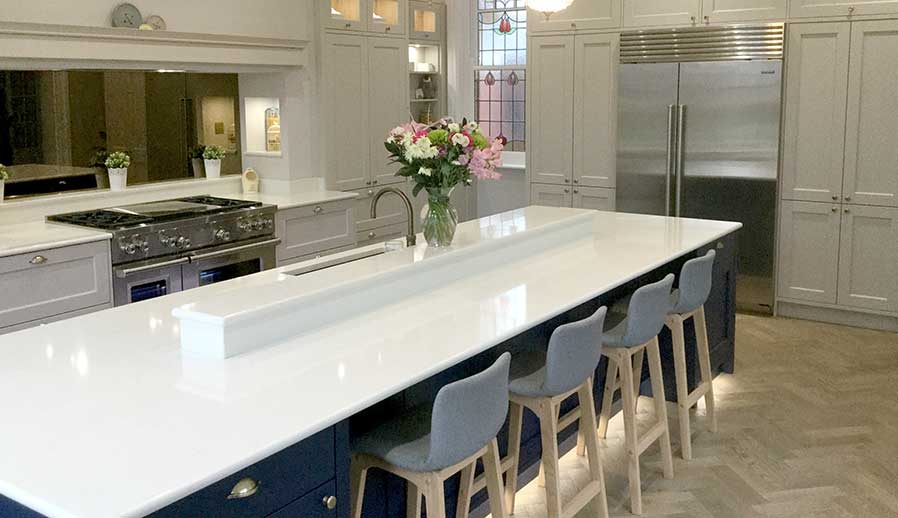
xmin=716 ymin=242 xmax=725 ymax=250
xmin=323 ymin=495 xmax=337 ymax=510
xmin=227 ymin=477 xmax=260 ymax=500
xmin=368 ymin=232 xmax=376 ymax=239
xmin=29 ymin=255 xmax=48 ymax=265
xmin=314 ymin=206 xmax=324 ymax=214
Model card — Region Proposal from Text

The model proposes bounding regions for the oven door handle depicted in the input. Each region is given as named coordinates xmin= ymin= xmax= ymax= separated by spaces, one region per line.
xmin=114 ymin=257 xmax=190 ymax=278
xmin=187 ymin=238 xmax=281 ymax=263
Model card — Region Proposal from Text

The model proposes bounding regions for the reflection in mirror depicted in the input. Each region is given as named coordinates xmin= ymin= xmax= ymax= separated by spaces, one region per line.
xmin=0 ymin=71 xmax=241 ymax=200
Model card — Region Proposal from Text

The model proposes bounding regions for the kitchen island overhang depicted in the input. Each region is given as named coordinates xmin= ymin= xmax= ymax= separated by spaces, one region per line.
xmin=0 ymin=207 xmax=740 ymax=518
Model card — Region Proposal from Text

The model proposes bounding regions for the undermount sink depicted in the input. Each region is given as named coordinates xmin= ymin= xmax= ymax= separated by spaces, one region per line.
xmin=285 ymin=241 xmax=403 ymax=277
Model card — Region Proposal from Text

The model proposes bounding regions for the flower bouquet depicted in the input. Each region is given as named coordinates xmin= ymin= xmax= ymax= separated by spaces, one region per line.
xmin=385 ymin=118 xmax=504 ymax=247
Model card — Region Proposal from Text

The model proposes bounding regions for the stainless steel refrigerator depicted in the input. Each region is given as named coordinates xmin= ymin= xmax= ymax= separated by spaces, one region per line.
xmin=617 ymin=24 xmax=784 ymax=314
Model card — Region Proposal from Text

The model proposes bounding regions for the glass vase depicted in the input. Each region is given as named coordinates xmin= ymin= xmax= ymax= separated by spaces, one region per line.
xmin=422 ymin=189 xmax=458 ymax=248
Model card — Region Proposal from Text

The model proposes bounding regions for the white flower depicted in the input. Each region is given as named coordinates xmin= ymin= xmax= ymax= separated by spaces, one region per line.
xmin=390 ymin=126 xmax=408 ymax=138
xmin=404 ymin=137 xmax=439 ymax=161
xmin=448 ymin=123 xmax=461 ymax=133
xmin=464 ymin=121 xmax=480 ymax=132
xmin=418 ymin=167 xmax=433 ymax=177
xmin=451 ymin=133 xmax=471 ymax=147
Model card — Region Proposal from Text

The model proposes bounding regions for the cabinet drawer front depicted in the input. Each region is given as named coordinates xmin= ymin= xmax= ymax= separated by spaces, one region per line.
xmin=574 ymin=187 xmax=616 ymax=211
xmin=150 ymin=426 xmax=335 ymax=518
xmin=356 ymin=222 xmax=407 ymax=247
xmin=0 ymin=241 xmax=111 ymax=329
xmin=269 ymin=480 xmax=339 ymax=518
xmin=277 ymin=201 xmax=356 ymax=261
xmin=531 ymin=183 xmax=573 ymax=208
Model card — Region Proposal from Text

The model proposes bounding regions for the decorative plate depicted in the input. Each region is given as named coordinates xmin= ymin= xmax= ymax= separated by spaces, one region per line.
xmin=111 ymin=3 xmax=143 ymax=28
xmin=145 ymin=15 xmax=167 ymax=31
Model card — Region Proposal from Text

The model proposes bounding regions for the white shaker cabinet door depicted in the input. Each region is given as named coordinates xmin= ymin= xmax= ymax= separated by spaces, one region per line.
xmin=324 ymin=34 xmax=370 ymax=191
xmin=837 ymin=205 xmax=898 ymax=313
xmin=780 ymin=23 xmax=850 ymax=203
xmin=367 ymin=37 xmax=408 ymax=187
xmin=789 ymin=0 xmax=898 ymax=18
xmin=531 ymin=183 xmax=573 ymax=208
xmin=777 ymin=200 xmax=841 ymax=304
xmin=573 ymin=33 xmax=618 ymax=189
xmin=623 ymin=0 xmax=702 ymax=27
xmin=842 ymin=20 xmax=898 ymax=208
xmin=702 ymin=0 xmax=787 ymax=23
xmin=528 ymin=36 xmax=575 ymax=186
xmin=530 ymin=0 xmax=621 ymax=32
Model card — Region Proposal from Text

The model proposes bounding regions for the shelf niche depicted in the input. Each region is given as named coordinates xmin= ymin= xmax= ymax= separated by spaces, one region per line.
xmin=244 ymin=97 xmax=282 ymax=157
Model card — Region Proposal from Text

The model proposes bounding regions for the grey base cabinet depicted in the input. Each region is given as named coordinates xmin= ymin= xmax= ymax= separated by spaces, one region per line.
xmin=276 ymin=200 xmax=357 ymax=267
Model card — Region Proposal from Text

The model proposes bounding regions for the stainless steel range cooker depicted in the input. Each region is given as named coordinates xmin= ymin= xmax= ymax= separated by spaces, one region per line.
xmin=48 ymin=196 xmax=279 ymax=306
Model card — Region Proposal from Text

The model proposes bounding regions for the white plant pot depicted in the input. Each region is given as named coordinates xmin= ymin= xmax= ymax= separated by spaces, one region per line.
xmin=191 ymin=158 xmax=206 ymax=178
xmin=0 ymin=180 xmax=5 ymax=202
xmin=108 ymin=168 xmax=128 ymax=191
xmin=204 ymin=159 xmax=222 ymax=179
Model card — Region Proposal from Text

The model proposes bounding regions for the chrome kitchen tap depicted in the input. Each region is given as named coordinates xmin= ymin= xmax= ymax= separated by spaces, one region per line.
xmin=370 ymin=187 xmax=417 ymax=247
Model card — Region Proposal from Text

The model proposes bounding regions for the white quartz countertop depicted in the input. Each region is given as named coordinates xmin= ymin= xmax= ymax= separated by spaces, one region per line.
xmin=0 ymin=207 xmax=741 ymax=518
xmin=229 ymin=190 xmax=358 ymax=209
xmin=0 ymin=222 xmax=111 ymax=258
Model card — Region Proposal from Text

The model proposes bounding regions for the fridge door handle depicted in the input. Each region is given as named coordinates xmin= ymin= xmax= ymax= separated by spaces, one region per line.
xmin=666 ymin=104 xmax=677 ymax=217
xmin=675 ymin=104 xmax=687 ymax=217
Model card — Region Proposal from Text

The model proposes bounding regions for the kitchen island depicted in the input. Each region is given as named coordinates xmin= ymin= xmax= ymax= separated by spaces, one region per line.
xmin=0 ymin=207 xmax=740 ymax=518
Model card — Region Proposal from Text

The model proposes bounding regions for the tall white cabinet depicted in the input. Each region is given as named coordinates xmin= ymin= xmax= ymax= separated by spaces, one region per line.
xmin=778 ymin=19 xmax=898 ymax=320
xmin=528 ymin=33 xmax=618 ymax=212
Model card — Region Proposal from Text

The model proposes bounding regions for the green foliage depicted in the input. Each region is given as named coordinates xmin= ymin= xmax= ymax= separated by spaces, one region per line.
xmin=0 ymin=164 xmax=8 ymax=181
xmin=105 ymin=151 xmax=131 ymax=169
xmin=203 ymin=145 xmax=226 ymax=160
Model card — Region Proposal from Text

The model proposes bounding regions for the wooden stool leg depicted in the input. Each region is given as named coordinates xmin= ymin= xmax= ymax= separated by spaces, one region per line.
xmin=350 ymin=456 xmax=368 ymax=518
xmin=598 ymin=356 xmax=619 ymax=439
xmin=578 ymin=378 xmax=610 ymax=518
xmin=647 ymin=338 xmax=675 ymax=480
xmin=669 ymin=315 xmax=693 ymax=460
xmin=617 ymin=349 xmax=643 ymax=515
xmin=455 ymin=462 xmax=474 ymax=518
xmin=537 ymin=399 xmax=563 ymax=518
xmin=577 ymin=377 xmax=593 ymax=457
xmin=483 ymin=438 xmax=508 ymax=518
xmin=632 ymin=348 xmax=645 ymax=413
xmin=504 ymin=401 xmax=524 ymax=514
xmin=426 ymin=475 xmax=447 ymax=518
xmin=407 ymin=482 xmax=423 ymax=518
xmin=694 ymin=306 xmax=718 ymax=433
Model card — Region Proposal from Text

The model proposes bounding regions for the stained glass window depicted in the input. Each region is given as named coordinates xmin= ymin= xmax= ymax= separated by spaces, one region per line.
xmin=476 ymin=0 xmax=527 ymax=151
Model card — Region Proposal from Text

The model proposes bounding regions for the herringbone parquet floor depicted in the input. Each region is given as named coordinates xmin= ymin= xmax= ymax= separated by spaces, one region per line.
xmin=499 ymin=314 xmax=898 ymax=518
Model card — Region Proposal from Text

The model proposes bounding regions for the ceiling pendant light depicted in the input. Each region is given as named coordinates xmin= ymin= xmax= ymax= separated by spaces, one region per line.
xmin=528 ymin=0 xmax=576 ymax=21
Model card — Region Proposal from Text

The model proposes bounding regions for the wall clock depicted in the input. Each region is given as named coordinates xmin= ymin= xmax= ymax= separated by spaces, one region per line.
xmin=111 ymin=3 xmax=143 ymax=28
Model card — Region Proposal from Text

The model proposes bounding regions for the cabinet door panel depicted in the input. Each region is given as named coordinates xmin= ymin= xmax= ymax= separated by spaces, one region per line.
xmin=368 ymin=38 xmax=408 ymax=186
xmin=837 ymin=205 xmax=898 ymax=312
xmin=703 ymin=0 xmax=787 ymax=23
xmin=409 ymin=0 xmax=443 ymax=40
xmin=276 ymin=200 xmax=356 ymax=262
xmin=574 ymin=33 xmax=618 ymax=189
xmin=623 ymin=0 xmax=702 ymax=27
xmin=368 ymin=0 xmax=406 ymax=34
xmin=781 ymin=23 xmax=850 ymax=203
xmin=325 ymin=34 xmax=369 ymax=191
xmin=777 ymin=200 xmax=841 ymax=304
xmin=789 ymin=0 xmax=898 ymax=18
xmin=530 ymin=0 xmax=621 ymax=32
xmin=531 ymin=183 xmax=573 ymax=207
xmin=529 ymin=36 xmax=575 ymax=186
xmin=574 ymin=187 xmax=616 ymax=211
xmin=324 ymin=0 xmax=366 ymax=31
xmin=843 ymin=20 xmax=898 ymax=208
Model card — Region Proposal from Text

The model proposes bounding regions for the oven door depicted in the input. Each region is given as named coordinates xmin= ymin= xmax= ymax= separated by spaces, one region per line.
xmin=182 ymin=237 xmax=280 ymax=290
xmin=113 ymin=257 xmax=189 ymax=306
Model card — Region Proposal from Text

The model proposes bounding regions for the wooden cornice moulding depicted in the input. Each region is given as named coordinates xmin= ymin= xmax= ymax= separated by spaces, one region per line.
xmin=0 ymin=21 xmax=309 ymax=68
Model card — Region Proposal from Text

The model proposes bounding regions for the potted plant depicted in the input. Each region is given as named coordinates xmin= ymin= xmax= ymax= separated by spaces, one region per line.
xmin=0 ymin=164 xmax=9 ymax=202
xmin=190 ymin=145 xmax=207 ymax=178
xmin=385 ymin=118 xmax=504 ymax=247
xmin=105 ymin=151 xmax=131 ymax=191
xmin=203 ymin=145 xmax=226 ymax=179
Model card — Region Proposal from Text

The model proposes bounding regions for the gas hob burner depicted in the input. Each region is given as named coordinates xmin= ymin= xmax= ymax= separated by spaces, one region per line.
xmin=177 ymin=196 xmax=259 ymax=210
xmin=48 ymin=210 xmax=154 ymax=230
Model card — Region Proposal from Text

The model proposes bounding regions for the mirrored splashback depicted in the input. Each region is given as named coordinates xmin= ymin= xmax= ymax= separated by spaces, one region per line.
xmin=0 ymin=70 xmax=242 ymax=199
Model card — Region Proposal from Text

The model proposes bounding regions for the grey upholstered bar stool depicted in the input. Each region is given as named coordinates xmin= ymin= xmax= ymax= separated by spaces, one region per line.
xmin=665 ymin=250 xmax=718 ymax=460
xmin=597 ymin=275 xmax=676 ymax=516
xmin=497 ymin=307 xmax=610 ymax=518
xmin=350 ymin=353 xmax=511 ymax=518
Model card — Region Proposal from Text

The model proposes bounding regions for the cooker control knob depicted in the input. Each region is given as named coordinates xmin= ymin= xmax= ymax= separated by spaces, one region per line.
xmin=214 ymin=229 xmax=231 ymax=241
xmin=252 ymin=217 xmax=264 ymax=231
xmin=132 ymin=235 xmax=150 ymax=253
xmin=160 ymin=233 xmax=177 ymax=248
xmin=119 ymin=238 xmax=138 ymax=255
xmin=176 ymin=236 xmax=191 ymax=249
xmin=237 ymin=218 xmax=252 ymax=232
xmin=264 ymin=218 xmax=274 ymax=229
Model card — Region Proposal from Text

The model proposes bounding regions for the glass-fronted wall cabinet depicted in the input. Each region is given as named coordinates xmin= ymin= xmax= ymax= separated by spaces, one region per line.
xmin=324 ymin=0 xmax=407 ymax=34
xmin=410 ymin=1 xmax=444 ymax=40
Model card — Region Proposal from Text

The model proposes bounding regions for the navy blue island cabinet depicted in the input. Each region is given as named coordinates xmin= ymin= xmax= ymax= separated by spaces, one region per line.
xmin=0 ymin=232 xmax=737 ymax=518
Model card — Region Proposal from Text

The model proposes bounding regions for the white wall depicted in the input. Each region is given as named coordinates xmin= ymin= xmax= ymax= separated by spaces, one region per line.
xmin=1 ymin=0 xmax=313 ymax=41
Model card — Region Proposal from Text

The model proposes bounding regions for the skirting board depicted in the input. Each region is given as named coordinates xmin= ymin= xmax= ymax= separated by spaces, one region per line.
xmin=777 ymin=301 xmax=898 ymax=333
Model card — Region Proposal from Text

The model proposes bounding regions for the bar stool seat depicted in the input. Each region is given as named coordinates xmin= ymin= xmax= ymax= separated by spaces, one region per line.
xmin=497 ymin=307 xmax=610 ymax=518
xmin=596 ymin=275 xmax=676 ymax=516
xmin=350 ymin=353 xmax=511 ymax=518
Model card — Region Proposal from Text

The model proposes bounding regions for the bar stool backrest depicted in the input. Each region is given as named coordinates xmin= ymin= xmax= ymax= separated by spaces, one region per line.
xmin=426 ymin=352 xmax=511 ymax=471
xmin=620 ymin=274 xmax=676 ymax=346
xmin=672 ymin=250 xmax=716 ymax=314
xmin=544 ymin=306 xmax=608 ymax=396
